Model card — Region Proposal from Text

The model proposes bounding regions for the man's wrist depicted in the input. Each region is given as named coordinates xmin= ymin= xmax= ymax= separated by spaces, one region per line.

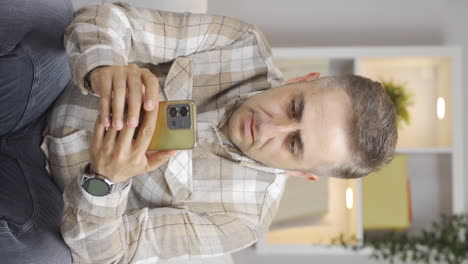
xmin=81 ymin=163 xmax=131 ymax=196
xmin=85 ymin=65 xmax=109 ymax=95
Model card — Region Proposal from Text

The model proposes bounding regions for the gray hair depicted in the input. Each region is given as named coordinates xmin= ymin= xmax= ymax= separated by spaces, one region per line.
xmin=312 ymin=75 xmax=398 ymax=179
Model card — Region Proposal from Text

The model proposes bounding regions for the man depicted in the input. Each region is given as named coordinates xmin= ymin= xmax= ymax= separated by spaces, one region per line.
xmin=41 ymin=2 xmax=397 ymax=263
xmin=0 ymin=0 xmax=73 ymax=263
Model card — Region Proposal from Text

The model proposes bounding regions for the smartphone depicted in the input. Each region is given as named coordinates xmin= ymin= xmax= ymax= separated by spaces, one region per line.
xmin=134 ymin=100 xmax=197 ymax=150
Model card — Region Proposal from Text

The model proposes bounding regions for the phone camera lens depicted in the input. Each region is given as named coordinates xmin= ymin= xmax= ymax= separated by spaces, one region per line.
xmin=169 ymin=107 xmax=178 ymax=117
xmin=179 ymin=106 xmax=189 ymax=117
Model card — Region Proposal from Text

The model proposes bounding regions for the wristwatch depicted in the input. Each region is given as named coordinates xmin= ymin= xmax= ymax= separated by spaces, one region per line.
xmin=80 ymin=163 xmax=129 ymax=196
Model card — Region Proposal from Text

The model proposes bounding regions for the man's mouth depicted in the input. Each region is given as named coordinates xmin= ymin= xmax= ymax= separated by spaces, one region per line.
xmin=244 ymin=112 xmax=255 ymax=143
xmin=250 ymin=113 xmax=255 ymax=142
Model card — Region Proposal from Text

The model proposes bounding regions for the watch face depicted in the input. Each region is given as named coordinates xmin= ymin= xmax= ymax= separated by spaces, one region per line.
xmin=84 ymin=178 xmax=111 ymax=196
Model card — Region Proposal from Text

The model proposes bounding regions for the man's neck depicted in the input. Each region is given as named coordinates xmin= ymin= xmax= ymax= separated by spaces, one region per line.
xmin=219 ymin=122 xmax=230 ymax=142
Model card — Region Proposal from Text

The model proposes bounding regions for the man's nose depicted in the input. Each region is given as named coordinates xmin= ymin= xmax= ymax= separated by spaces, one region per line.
xmin=261 ymin=117 xmax=299 ymax=138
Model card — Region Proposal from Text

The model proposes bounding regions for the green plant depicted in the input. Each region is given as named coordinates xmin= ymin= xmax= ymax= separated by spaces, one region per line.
xmin=380 ymin=79 xmax=413 ymax=126
xmin=332 ymin=214 xmax=468 ymax=264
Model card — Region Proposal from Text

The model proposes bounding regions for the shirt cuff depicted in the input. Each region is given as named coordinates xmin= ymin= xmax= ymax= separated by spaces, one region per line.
xmin=70 ymin=47 xmax=127 ymax=95
xmin=64 ymin=174 xmax=132 ymax=222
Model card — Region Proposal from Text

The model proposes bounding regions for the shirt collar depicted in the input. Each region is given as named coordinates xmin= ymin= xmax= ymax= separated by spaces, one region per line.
xmin=161 ymin=57 xmax=285 ymax=201
xmin=203 ymin=91 xmax=285 ymax=174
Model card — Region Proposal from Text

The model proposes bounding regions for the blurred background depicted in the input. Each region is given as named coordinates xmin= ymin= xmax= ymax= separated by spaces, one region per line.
xmin=71 ymin=1 xmax=468 ymax=263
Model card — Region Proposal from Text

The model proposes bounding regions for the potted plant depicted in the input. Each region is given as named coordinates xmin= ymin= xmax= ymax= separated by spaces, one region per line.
xmin=332 ymin=214 xmax=468 ymax=264
xmin=380 ymin=79 xmax=413 ymax=127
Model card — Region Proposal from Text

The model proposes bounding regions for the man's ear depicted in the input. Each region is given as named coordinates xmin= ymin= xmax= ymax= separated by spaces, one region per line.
xmin=286 ymin=72 xmax=321 ymax=84
xmin=285 ymin=170 xmax=319 ymax=181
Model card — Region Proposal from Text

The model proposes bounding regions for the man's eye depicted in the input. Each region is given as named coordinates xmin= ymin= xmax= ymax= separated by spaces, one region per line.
xmin=290 ymin=100 xmax=297 ymax=116
xmin=289 ymin=136 xmax=296 ymax=154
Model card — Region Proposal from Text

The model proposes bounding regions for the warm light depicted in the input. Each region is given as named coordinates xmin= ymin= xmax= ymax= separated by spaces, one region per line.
xmin=437 ymin=97 xmax=445 ymax=120
xmin=346 ymin=187 xmax=353 ymax=209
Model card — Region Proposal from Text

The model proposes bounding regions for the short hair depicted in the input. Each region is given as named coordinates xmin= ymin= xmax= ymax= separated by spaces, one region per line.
xmin=313 ymin=75 xmax=398 ymax=179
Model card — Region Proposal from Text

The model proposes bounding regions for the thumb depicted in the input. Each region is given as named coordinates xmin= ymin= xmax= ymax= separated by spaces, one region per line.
xmin=146 ymin=150 xmax=178 ymax=171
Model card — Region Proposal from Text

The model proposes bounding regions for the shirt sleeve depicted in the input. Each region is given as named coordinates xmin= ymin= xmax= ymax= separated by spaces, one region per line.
xmin=64 ymin=2 xmax=253 ymax=95
xmin=62 ymin=177 xmax=262 ymax=263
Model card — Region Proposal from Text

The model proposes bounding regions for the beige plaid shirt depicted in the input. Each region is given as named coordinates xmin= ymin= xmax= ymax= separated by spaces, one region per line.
xmin=42 ymin=2 xmax=287 ymax=263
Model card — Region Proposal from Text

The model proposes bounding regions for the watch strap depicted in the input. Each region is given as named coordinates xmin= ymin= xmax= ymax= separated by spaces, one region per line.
xmin=109 ymin=178 xmax=131 ymax=193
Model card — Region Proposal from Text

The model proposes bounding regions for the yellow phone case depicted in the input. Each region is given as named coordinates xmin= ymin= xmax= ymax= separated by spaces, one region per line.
xmin=147 ymin=100 xmax=197 ymax=150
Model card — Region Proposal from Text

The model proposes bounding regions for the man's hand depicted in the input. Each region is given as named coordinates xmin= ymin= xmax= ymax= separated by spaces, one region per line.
xmin=89 ymin=102 xmax=177 ymax=183
xmin=88 ymin=64 xmax=159 ymax=130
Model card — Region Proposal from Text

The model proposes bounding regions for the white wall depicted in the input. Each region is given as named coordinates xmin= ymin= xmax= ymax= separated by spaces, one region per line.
xmin=208 ymin=0 xmax=448 ymax=46
xmin=208 ymin=0 xmax=467 ymax=263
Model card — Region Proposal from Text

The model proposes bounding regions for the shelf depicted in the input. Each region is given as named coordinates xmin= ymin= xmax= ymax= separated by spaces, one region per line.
xmin=266 ymin=178 xmax=362 ymax=245
xmin=395 ymin=147 xmax=452 ymax=154
xmin=256 ymin=242 xmax=373 ymax=256
xmin=356 ymin=57 xmax=453 ymax=150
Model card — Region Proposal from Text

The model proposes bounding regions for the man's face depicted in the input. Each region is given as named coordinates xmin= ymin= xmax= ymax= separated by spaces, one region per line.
xmin=220 ymin=81 xmax=352 ymax=173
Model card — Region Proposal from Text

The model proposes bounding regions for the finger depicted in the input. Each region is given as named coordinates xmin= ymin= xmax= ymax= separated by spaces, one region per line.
xmin=103 ymin=125 xmax=119 ymax=147
xmin=126 ymin=73 xmax=143 ymax=128
xmin=92 ymin=114 xmax=105 ymax=149
xmin=146 ymin=150 xmax=178 ymax=171
xmin=91 ymin=73 xmax=112 ymax=128
xmin=118 ymin=113 xmax=138 ymax=149
xmin=141 ymin=69 xmax=159 ymax=111
xmin=134 ymin=100 xmax=159 ymax=152
xmin=111 ymin=74 xmax=127 ymax=131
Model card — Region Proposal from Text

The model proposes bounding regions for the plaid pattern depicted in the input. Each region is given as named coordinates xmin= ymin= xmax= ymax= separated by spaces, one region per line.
xmin=43 ymin=2 xmax=287 ymax=263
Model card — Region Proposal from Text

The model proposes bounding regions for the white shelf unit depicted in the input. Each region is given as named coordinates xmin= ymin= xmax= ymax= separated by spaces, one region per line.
xmin=255 ymin=46 xmax=463 ymax=256
xmin=395 ymin=147 xmax=452 ymax=155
